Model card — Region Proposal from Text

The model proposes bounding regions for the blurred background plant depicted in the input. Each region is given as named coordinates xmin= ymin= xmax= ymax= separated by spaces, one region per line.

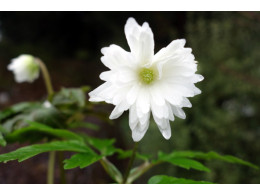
xmin=0 ymin=12 xmax=259 ymax=183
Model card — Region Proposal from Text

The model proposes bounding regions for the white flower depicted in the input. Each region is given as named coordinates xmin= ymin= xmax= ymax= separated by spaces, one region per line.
xmin=43 ymin=100 xmax=52 ymax=108
xmin=8 ymin=54 xmax=40 ymax=83
xmin=89 ymin=17 xmax=204 ymax=142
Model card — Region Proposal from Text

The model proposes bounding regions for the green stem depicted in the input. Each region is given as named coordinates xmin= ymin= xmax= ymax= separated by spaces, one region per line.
xmin=47 ymin=151 xmax=56 ymax=184
xmin=126 ymin=160 xmax=163 ymax=184
xmin=122 ymin=142 xmax=139 ymax=184
xmin=36 ymin=58 xmax=54 ymax=99
xmin=58 ymin=151 xmax=66 ymax=184
xmin=36 ymin=58 xmax=57 ymax=184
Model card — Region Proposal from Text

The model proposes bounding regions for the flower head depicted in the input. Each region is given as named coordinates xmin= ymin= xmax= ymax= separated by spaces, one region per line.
xmin=89 ymin=17 xmax=204 ymax=142
xmin=8 ymin=54 xmax=40 ymax=83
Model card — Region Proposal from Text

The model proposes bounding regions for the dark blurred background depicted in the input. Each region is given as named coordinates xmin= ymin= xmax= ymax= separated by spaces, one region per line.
xmin=0 ymin=12 xmax=259 ymax=184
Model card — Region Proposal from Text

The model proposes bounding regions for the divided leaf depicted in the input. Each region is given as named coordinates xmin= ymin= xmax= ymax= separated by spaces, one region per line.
xmin=64 ymin=152 xmax=102 ymax=169
xmin=0 ymin=140 xmax=91 ymax=163
xmin=148 ymin=175 xmax=213 ymax=184
xmin=5 ymin=121 xmax=84 ymax=143
xmin=0 ymin=103 xmax=65 ymax=135
xmin=83 ymin=135 xmax=117 ymax=156
xmin=0 ymin=102 xmax=40 ymax=121
xmin=158 ymin=152 xmax=210 ymax=172
xmin=52 ymin=87 xmax=86 ymax=110
xmin=160 ymin=151 xmax=258 ymax=169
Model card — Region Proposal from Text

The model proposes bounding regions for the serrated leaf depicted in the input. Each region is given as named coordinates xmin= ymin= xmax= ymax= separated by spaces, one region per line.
xmin=158 ymin=152 xmax=211 ymax=172
xmin=1 ymin=103 xmax=65 ymax=135
xmin=5 ymin=121 xmax=84 ymax=143
xmin=0 ymin=140 xmax=91 ymax=163
xmin=64 ymin=152 xmax=101 ymax=169
xmin=83 ymin=135 xmax=117 ymax=156
xmin=148 ymin=175 xmax=213 ymax=184
xmin=0 ymin=102 xmax=40 ymax=121
xmin=52 ymin=88 xmax=86 ymax=108
xmin=162 ymin=151 xmax=259 ymax=169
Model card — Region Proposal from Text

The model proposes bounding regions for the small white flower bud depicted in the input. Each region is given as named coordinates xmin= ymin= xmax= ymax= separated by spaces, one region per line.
xmin=8 ymin=54 xmax=40 ymax=83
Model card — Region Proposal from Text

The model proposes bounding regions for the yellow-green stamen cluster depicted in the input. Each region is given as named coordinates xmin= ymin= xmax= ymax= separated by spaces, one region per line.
xmin=139 ymin=68 xmax=155 ymax=84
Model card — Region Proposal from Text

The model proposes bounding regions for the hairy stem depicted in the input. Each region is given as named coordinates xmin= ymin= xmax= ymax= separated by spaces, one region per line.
xmin=47 ymin=151 xmax=56 ymax=184
xmin=58 ymin=151 xmax=66 ymax=184
xmin=122 ymin=142 xmax=139 ymax=184
xmin=36 ymin=58 xmax=57 ymax=184
xmin=36 ymin=58 xmax=54 ymax=99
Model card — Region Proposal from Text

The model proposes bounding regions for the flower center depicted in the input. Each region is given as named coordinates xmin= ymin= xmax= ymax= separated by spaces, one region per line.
xmin=139 ymin=68 xmax=155 ymax=85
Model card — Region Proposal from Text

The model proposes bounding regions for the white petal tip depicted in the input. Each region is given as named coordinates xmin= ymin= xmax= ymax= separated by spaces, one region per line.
xmin=162 ymin=130 xmax=171 ymax=140
xmin=126 ymin=17 xmax=136 ymax=24
xmin=163 ymin=135 xmax=171 ymax=140
xmin=132 ymin=135 xmax=142 ymax=142
xmin=198 ymin=75 xmax=204 ymax=81
xmin=132 ymin=130 xmax=145 ymax=142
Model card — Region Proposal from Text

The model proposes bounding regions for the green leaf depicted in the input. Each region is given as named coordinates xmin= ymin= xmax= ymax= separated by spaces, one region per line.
xmin=162 ymin=151 xmax=259 ymax=169
xmin=0 ymin=132 xmax=6 ymax=147
xmin=29 ymin=106 xmax=65 ymax=128
xmin=1 ymin=103 xmax=65 ymax=134
xmin=83 ymin=135 xmax=117 ymax=156
xmin=52 ymin=88 xmax=86 ymax=108
xmin=158 ymin=152 xmax=211 ymax=172
xmin=64 ymin=152 xmax=101 ymax=169
xmin=0 ymin=140 xmax=91 ymax=163
xmin=148 ymin=175 xmax=213 ymax=184
xmin=5 ymin=121 xmax=84 ymax=143
xmin=0 ymin=102 xmax=40 ymax=121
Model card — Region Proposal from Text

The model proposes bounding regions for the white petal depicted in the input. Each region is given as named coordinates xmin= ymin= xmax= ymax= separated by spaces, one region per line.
xmin=129 ymin=105 xmax=138 ymax=130
xmin=149 ymin=84 xmax=165 ymax=106
xmin=191 ymin=74 xmax=204 ymax=83
xmin=109 ymin=106 xmax=124 ymax=120
xmin=136 ymin=88 xmax=150 ymax=114
xmin=152 ymin=112 xmax=172 ymax=139
xmin=167 ymin=101 xmax=175 ymax=121
xmin=150 ymin=98 xmax=165 ymax=119
xmin=139 ymin=111 xmax=150 ymax=125
xmin=131 ymin=118 xmax=150 ymax=142
xmin=153 ymin=39 xmax=186 ymax=64
xmin=101 ymin=44 xmax=134 ymax=70
xmin=180 ymin=97 xmax=192 ymax=108
xmin=89 ymin=82 xmax=111 ymax=102
xmin=126 ymin=84 xmax=140 ymax=105
xmin=109 ymin=99 xmax=130 ymax=120
xmin=172 ymin=106 xmax=186 ymax=119
xmin=159 ymin=121 xmax=171 ymax=140
xmin=129 ymin=103 xmax=151 ymax=142
xmin=153 ymin=113 xmax=168 ymax=129
xmin=124 ymin=17 xmax=154 ymax=65
xmin=160 ymin=84 xmax=183 ymax=106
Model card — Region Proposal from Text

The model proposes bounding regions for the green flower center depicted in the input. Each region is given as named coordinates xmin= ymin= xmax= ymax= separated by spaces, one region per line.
xmin=139 ymin=68 xmax=155 ymax=85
